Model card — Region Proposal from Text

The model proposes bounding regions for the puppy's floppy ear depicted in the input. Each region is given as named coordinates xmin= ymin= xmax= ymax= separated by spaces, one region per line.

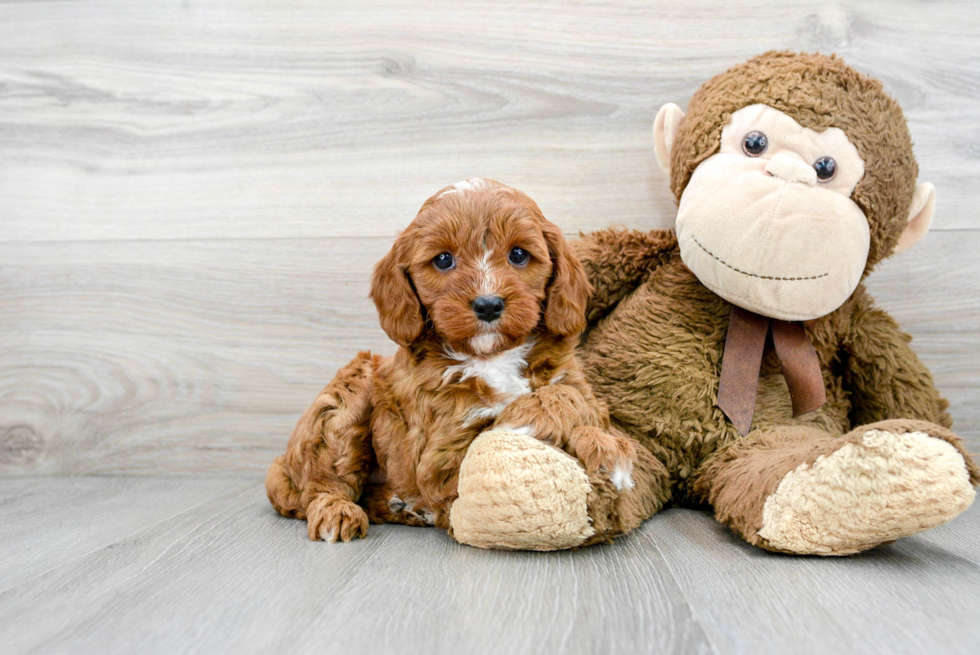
xmin=540 ymin=217 xmax=592 ymax=336
xmin=370 ymin=230 xmax=424 ymax=347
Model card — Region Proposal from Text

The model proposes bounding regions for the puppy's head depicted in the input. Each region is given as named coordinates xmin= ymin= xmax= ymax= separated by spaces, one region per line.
xmin=370 ymin=179 xmax=591 ymax=356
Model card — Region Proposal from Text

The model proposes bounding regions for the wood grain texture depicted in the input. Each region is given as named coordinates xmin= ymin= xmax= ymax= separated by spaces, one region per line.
xmin=0 ymin=477 xmax=712 ymax=655
xmin=0 ymin=0 xmax=978 ymax=476
xmin=0 ymin=476 xmax=254 ymax=591
xmin=0 ymin=0 xmax=978 ymax=242
xmin=654 ymin=503 xmax=980 ymax=654
xmin=4 ymin=476 xmax=980 ymax=654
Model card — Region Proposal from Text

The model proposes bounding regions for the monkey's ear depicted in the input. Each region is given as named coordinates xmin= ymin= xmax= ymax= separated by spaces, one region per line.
xmin=894 ymin=183 xmax=936 ymax=255
xmin=653 ymin=103 xmax=686 ymax=176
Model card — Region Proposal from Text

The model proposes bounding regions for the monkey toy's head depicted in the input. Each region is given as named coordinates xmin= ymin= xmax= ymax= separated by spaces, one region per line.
xmin=654 ymin=51 xmax=936 ymax=321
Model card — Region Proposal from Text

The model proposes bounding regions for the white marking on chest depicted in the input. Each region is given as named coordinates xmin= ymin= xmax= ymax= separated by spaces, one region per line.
xmin=443 ymin=342 xmax=533 ymax=425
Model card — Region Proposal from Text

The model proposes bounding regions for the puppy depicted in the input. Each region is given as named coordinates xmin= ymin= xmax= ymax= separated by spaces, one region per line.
xmin=266 ymin=179 xmax=636 ymax=542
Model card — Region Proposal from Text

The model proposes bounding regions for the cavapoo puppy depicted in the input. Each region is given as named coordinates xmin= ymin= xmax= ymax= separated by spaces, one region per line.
xmin=266 ymin=179 xmax=636 ymax=542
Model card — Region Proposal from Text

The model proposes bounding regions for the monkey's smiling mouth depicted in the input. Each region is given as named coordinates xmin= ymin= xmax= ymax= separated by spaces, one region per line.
xmin=692 ymin=235 xmax=829 ymax=282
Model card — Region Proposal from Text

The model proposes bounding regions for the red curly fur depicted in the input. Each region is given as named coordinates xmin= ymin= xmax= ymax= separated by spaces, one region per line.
xmin=266 ymin=180 xmax=635 ymax=541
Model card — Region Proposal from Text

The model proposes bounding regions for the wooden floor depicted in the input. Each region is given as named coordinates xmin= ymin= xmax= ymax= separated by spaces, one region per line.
xmin=1 ymin=475 xmax=978 ymax=655
xmin=2 ymin=1 xmax=980 ymax=653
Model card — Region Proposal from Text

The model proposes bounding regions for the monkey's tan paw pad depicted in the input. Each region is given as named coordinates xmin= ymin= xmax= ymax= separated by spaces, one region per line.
xmin=758 ymin=430 xmax=975 ymax=555
xmin=450 ymin=428 xmax=594 ymax=551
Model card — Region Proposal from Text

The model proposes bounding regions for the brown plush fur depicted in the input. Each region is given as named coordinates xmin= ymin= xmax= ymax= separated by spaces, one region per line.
xmin=578 ymin=228 xmax=977 ymax=549
xmin=267 ymin=180 xmax=638 ymax=541
xmin=576 ymin=52 xmax=978 ymax=552
xmin=578 ymin=437 xmax=673 ymax=547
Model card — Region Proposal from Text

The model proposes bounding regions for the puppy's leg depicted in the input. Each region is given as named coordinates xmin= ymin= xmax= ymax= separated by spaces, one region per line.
xmin=415 ymin=419 xmax=478 ymax=531
xmin=267 ymin=352 xmax=378 ymax=542
xmin=494 ymin=383 xmax=637 ymax=489
xmin=495 ymin=383 xmax=599 ymax=439
xmin=360 ymin=482 xmax=436 ymax=527
xmin=565 ymin=425 xmax=637 ymax=491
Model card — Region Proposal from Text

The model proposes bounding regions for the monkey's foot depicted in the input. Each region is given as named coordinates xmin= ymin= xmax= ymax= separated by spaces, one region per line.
xmin=449 ymin=428 xmax=595 ymax=550
xmin=757 ymin=425 xmax=975 ymax=555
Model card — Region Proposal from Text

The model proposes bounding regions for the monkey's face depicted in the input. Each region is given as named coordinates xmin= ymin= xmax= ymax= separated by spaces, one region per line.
xmin=675 ymin=104 xmax=870 ymax=321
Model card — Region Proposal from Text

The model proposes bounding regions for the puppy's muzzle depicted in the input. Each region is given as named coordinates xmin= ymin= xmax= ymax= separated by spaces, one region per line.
xmin=472 ymin=295 xmax=505 ymax=323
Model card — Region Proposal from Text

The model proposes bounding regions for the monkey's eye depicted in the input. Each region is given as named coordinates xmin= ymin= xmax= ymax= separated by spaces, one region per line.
xmin=433 ymin=252 xmax=455 ymax=271
xmin=742 ymin=131 xmax=768 ymax=157
xmin=813 ymin=156 xmax=837 ymax=182
xmin=509 ymin=247 xmax=530 ymax=266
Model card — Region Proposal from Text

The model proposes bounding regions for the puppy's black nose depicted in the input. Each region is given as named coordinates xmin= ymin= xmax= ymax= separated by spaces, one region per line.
xmin=472 ymin=295 xmax=505 ymax=322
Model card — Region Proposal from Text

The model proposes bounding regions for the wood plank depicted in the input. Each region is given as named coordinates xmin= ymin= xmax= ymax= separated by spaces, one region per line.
xmin=290 ymin=517 xmax=710 ymax=655
xmin=2 ymin=230 xmax=976 ymax=475
xmin=0 ymin=0 xmax=978 ymax=243
xmin=0 ymin=476 xmax=253 ymax=591
xmin=0 ymin=237 xmax=392 ymax=475
xmin=5 ymin=476 xmax=980 ymax=655
xmin=652 ymin=503 xmax=980 ymax=654
xmin=0 ymin=476 xmax=714 ymax=655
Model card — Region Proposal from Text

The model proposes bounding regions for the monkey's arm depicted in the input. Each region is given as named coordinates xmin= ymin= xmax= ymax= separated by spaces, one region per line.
xmin=840 ymin=292 xmax=952 ymax=428
xmin=572 ymin=227 xmax=677 ymax=323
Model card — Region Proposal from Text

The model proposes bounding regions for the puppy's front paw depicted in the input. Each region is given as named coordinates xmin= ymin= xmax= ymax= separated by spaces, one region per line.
xmin=306 ymin=495 xmax=369 ymax=542
xmin=569 ymin=426 xmax=637 ymax=491
xmin=493 ymin=386 xmax=597 ymax=445
xmin=389 ymin=494 xmax=437 ymax=527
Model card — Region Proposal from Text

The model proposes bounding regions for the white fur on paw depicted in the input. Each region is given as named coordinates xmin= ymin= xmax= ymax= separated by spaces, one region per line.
xmin=320 ymin=526 xmax=340 ymax=543
xmin=758 ymin=430 xmax=975 ymax=555
xmin=610 ymin=461 xmax=635 ymax=491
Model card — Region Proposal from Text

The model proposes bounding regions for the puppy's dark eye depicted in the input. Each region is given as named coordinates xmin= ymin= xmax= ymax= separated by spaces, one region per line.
xmin=742 ymin=131 xmax=768 ymax=157
xmin=813 ymin=156 xmax=837 ymax=182
xmin=433 ymin=252 xmax=455 ymax=271
xmin=509 ymin=247 xmax=530 ymax=266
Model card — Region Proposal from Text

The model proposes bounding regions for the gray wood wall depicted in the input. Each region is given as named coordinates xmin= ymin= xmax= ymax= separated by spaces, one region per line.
xmin=1 ymin=0 xmax=978 ymax=475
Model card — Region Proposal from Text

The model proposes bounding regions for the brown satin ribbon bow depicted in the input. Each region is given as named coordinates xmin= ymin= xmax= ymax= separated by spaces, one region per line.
xmin=717 ymin=306 xmax=826 ymax=435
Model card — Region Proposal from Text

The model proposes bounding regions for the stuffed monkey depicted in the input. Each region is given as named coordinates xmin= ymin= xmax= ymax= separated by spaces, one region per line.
xmin=450 ymin=51 xmax=978 ymax=555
